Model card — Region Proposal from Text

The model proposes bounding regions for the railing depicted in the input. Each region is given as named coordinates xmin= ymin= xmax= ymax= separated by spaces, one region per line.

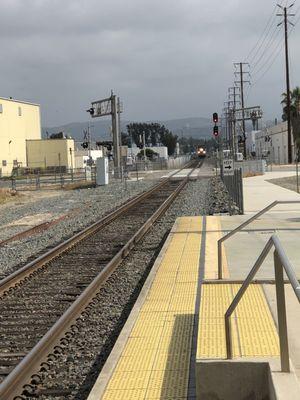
xmin=218 ymin=200 xmax=300 ymax=279
xmin=225 ymin=234 xmax=300 ymax=372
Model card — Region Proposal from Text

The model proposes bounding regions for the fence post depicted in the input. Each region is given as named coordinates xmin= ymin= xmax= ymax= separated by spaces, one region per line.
xmin=11 ymin=178 xmax=16 ymax=191
xmin=36 ymin=173 xmax=40 ymax=190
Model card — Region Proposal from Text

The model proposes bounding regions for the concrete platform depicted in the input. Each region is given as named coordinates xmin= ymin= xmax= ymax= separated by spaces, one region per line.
xmin=87 ymin=212 xmax=300 ymax=399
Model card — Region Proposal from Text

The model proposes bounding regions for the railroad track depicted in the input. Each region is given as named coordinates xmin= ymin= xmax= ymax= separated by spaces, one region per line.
xmin=0 ymin=160 xmax=201 ymax=399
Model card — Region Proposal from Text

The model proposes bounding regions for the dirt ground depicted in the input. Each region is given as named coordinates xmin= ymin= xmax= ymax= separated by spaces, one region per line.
xmin=267 ymin=175 xmax=300 ymax=193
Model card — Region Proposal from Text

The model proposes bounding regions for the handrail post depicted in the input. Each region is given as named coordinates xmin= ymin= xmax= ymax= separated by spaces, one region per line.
xmin=218 ymin=240 xmax=223 ymax=279
xmin=225 ymin=314 xmax=232 ymax=359
xmin=274 ymin=250 xmax=290 ymax=372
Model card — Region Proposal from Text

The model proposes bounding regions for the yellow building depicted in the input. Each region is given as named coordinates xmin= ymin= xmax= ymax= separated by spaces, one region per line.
xmin=26 ymin=138 xmax=75 ymax=171
xmin=0 ymin=97 xmax=41 ymax=176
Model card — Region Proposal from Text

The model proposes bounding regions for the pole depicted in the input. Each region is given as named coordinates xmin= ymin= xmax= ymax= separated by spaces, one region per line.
xmin=111 ymin=92 xmax=121 ymax=178
xmin=239 ymin=62 xmax=247 ymax=159
xmin=70 ymin=147 xmax=74 ymax=182
xmin=87 ymin=122 xmax=91 ymax=160
xmin=284 ymin=7 xmax=292 ymax=164
xmin=143 ymin=132 xmax=146 ymax=160
xmin=232 ymin=88 xmax=238 ymax=159
xmin=117 ymin=97 xmax=122 ymax=171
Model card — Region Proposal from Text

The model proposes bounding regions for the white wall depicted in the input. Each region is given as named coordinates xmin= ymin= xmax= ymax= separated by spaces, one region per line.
xmin=254 ymin=122 xmax=294 ymax=164
xmin=74 ymin=149 xmax=103 ymax=168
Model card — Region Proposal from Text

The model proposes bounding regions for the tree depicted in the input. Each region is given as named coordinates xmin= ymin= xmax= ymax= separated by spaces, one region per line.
xmin=126 ymin=122 xmax=178 ymax=154
xmin=281 ymin=87 xmax=300 ymax=120
xmin=160 ymin=130 xmax=178 ymax=155
xmin=121 ymin=132 xmax=130 ymax=146
xmin=281 ymin=86 xmax=300 ymax=150
xmin=137 ymin=148 xmax=159 ymax=160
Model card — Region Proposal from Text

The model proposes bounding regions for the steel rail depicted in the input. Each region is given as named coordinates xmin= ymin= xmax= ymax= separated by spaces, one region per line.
xmin=218 ymin=200 xmax=300 ymax=279
xmin=225 ymin=234 xmax=300 ymax=373
xmin=0 ymin=163 xmax=199 ymax=399
xmin=0 ymin=160 xmax=196 ymax=296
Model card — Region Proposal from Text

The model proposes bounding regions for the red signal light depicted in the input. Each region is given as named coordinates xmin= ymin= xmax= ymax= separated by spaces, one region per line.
xmin=213 ymin=112 xmax=218 ymax=123
xmin=213 ymin=125 xmax=219 ymax=137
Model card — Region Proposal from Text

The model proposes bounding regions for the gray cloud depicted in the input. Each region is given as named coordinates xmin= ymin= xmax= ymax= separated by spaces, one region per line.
xmin=0 ymin=0 xmax=298 ymax=126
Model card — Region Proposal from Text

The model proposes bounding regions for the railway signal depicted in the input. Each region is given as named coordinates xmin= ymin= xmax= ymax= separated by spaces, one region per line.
xmin=213 ymin=125 xmax=219 ymax=137
xmin=86 ymin=107 xmax=95 ymax=116
xmin=213 ymin=112 xmax=218 ymax=123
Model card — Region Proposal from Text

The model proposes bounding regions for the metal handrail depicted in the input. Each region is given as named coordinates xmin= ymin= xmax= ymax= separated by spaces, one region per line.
xmin=225 ymin=234 xmax=300 ymax=372
xmin=218 ymin=200 xmax=300 ymax=279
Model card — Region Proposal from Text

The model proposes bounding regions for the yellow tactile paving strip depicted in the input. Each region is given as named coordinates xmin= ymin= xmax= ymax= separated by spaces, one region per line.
xmin=204 ymin=216 xmax=229 ymax=279
xmin=102 ymin=217 xmax=203 ymax=400
xmin=197 ymin=283 xmax=279 ymax=359
xmin=198 ymin=216 xmax=280 ymax=360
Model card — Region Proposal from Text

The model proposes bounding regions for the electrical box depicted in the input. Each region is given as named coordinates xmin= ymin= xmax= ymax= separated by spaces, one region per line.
xmin=96 ymin=157 xmax=109 ymax=185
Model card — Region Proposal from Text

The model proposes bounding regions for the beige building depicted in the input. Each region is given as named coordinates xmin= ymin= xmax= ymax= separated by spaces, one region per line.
xmin=26 ymin=138 xmax=75 ymax=170
xmin=0 ymin=97 xmax=41 ymax=175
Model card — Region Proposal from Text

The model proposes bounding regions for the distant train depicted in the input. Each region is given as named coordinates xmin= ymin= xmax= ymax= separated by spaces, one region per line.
xmin=196 ymin=146 xmax=206 ymax=158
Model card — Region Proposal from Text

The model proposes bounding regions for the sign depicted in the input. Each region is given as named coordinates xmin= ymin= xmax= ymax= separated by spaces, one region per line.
xmin=234 ymin=106 xmax=263 ymax=122
xmin=223 ymin=159 xmax=234 ymax=176
xmin=91 ymin=97 xmax=123 ymax=118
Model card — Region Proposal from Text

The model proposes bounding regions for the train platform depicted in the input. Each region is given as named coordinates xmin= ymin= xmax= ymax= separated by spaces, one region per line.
xmin=88 ymin=210 xmax=300 ymax=399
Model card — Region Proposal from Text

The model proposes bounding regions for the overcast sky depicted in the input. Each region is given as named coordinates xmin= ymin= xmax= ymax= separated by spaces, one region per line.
xmin=0 ymin=0 xmax=298 ymax=127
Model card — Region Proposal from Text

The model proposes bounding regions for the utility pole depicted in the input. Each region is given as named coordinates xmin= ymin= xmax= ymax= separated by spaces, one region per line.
xmin=277 ymin=3 xmax=295 ymax=164
xmin=234 ymin=62 xmax=250 ymax=159
xmin=111 ymin=91 xmax=121 ymax=177
xmin=87 ymin=122 xmax=91 ymax=160
xmin=228 ymin=86 xmax=241 ymax=159
xmin=224 ymin=101 xmax=233 ymax=156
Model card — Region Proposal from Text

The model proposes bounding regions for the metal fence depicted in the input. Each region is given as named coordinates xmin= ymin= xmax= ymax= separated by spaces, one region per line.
xmin=8 ymin=168 xmax=96 ymax=191
xmin=221 ymin=168 xmax=244 ymax=214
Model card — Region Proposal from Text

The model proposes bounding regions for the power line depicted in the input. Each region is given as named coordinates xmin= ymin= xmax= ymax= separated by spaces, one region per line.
xmin=245 ymin=4 xmax=278 ymax=62
xmin=251 ymin=26 xmax=282 ymax=73
xmin=251 ymin=4 xmax=298 ymax=86
xmin=251 ymin=36 xmax=284 ymax=86
xmin=246 ymin=0 xmax=285 ymax=66
xmin=252 ymin=31 xmax=284 ymax=77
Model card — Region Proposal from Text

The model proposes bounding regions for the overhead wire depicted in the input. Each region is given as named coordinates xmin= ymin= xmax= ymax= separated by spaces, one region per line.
xmin=246 ymin=0 xmax=285 ymax=69
xmin=224 ymin=1 xmax=298 ymax=121
xmin=245 ymin=3 xmax=278 ymax=63
xmin=250 ymin=2 xmax=299 ymax=87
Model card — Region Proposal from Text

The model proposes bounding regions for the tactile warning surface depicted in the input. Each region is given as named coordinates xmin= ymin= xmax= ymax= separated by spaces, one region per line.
xmin=197 ymin=283 xmax=280 ymax=359
xmin=102 ymin=217 xmax=203 ymax=400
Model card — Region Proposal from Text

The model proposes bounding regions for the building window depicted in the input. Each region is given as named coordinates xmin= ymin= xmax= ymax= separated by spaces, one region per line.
xmin=18 ymin=106 xmax=22 ymax=116
xmin=2 ymin=160 xmax=6 ymax=167
xmin=0 ymin=104 xmax=2 ymax=113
